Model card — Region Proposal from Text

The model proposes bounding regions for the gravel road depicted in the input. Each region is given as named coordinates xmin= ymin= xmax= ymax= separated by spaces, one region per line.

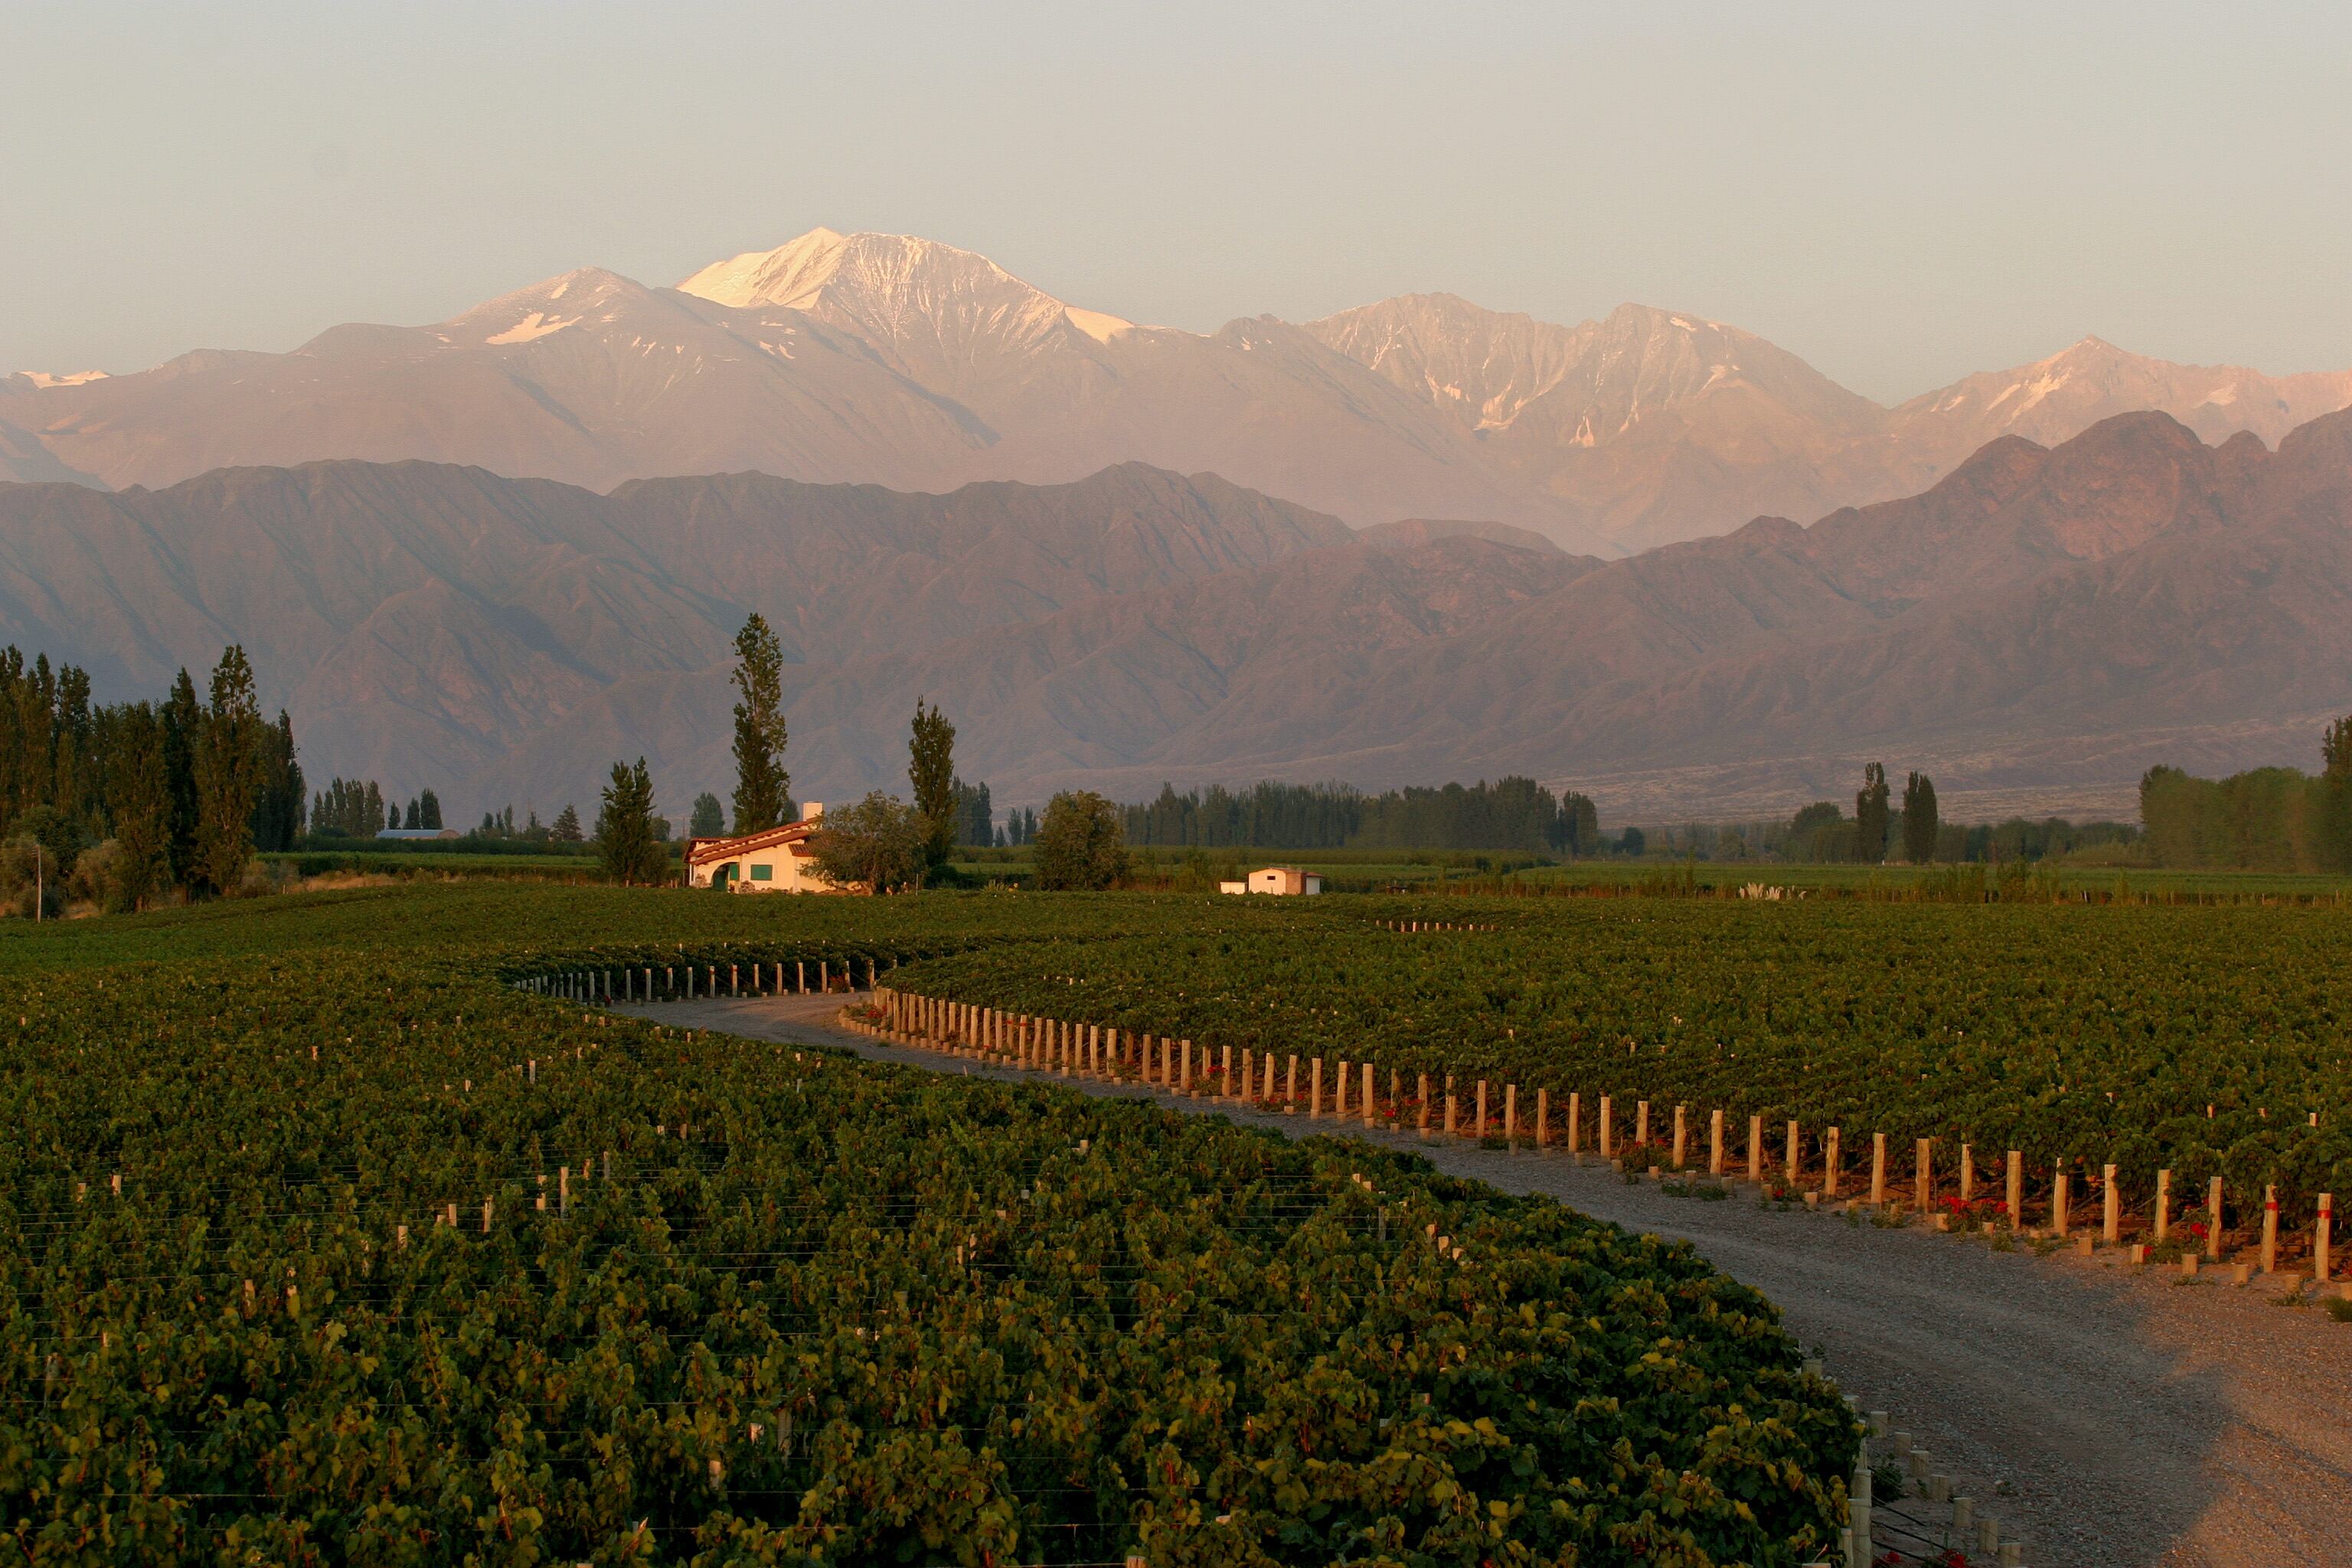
xmin=619 ymin=991 xmax=2352 ymax=1568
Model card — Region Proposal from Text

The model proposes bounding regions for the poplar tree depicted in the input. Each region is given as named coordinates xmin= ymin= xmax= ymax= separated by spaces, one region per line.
xmin=1854 ymin=763 xmax=1890 ymax=865
xmin=1901 ymin=771 xmax=1940 ymax=864
xmin=730 ymin=612 xmax=789 ymax=835
xmin=908 ymin=698 xmax=957 ymax=869
xmin=191 ymin=645 xmax=262 ymax=894
xmin=162 ymin=668 xmax=201 ymax=885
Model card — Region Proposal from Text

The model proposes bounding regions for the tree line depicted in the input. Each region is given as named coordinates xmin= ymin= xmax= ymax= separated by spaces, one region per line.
xmin=2139 ymin=716 xmax=2352 ymax=873
xmin=1119 ymin=777 xmax=1602 ymax=855
xmin=1 ymin=645 xmax=302 ymax=914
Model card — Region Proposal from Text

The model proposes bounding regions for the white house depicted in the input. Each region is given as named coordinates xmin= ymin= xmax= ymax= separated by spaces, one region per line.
xmin=1220 ymin=866 xmax=1322 ymax=896
xmin=684 ymin=802 xmax=838 ymax=893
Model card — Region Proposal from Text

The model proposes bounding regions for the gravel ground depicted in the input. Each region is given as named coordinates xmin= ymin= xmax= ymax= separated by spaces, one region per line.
xmin=620 ymin=991 xmax=2352 ymax=1568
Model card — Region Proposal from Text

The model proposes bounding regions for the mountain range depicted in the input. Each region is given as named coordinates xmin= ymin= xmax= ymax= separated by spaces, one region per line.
xmin=8 ymin=227 xmax=2350 ymax=554
xmin=2 ymin=405 xmax=2346 ymax=825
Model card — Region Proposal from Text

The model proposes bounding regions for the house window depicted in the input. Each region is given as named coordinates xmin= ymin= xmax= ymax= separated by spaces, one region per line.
xmin=750 ymin=863 xmax=773 ymax=881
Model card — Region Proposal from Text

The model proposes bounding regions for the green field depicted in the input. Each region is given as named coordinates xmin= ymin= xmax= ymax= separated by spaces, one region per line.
xmin=0 ymin=885 xmax=1855 ymax=1566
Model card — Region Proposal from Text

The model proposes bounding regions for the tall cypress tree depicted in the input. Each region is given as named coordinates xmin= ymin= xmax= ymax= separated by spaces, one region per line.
xmin=730 ymin=612 xmax=789 ymax=835
xmin=1901 ymin=770 xmax=1939 ymax=864
xmin=908 ymin=698 xmax=957 ymax=869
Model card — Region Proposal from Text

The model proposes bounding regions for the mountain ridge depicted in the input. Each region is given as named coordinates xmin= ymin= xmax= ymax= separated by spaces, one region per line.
xmin=2 ymin=407 xmax=2345 ymax=825
xmin=10 ymin=226 xmax=2349 ymax=554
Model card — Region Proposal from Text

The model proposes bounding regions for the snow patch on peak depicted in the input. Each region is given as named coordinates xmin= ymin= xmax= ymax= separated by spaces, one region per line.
xmin=485 ymin=312 xmax=580 ymax=346
xmin=18 ymin=370 xmax=109 ymax=390
xmin=1063 ymin=305 xmax=1133 ymax=345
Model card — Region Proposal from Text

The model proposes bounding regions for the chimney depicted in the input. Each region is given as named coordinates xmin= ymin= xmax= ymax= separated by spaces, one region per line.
xmin=802 ymin=801 xmax=824 ymax=822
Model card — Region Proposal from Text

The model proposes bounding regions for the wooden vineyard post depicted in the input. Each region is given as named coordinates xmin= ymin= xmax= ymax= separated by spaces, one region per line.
xmin=1310 ymin=1058 xmax=1324 ymax=1119
xmin=2053 ymin=1172 xmax=2070 ymax=1238
xmin=1239 ymin=1049 xmax=1253 ymax=1104
xmin=1504 ymin=1084 xmax=1517 ymax=1145
xmin=1221 ymin=1044 xmax=1232 ymax=1097
xmin=1635 ymin=1099 xmax=1649 ymax=1150
xmin=1337 ymin=1059 xmax=1351 ymax=1117
xmin=2006 ymin=1151 xmax=2023 ymax=1231
xmin=1785 ymin=1119 xmax=1799 ymax=1186
xmin=1599 ymin=1096 xmax=1613 ymax=1158
xmin=2104 ymin=1164 xmax=2121 ymax=1246
xmin=1263 ymin=1052 xmax=1277 ymax=1103
xmin=1285 ymin=1054 xmax=1299 ymax=1109
xmin=1710 ymin=1109 xmax=1724 ymax=1177
xmin=1475 ymin=1080 xmax=1488 ymax=1139
xmin=797 ymin=960 xmax=805 ymax=993
xmin=1747 ymin=1115 xmax=1762 ymax=1181
xmin=2262 ymin=1184 xmax=2279 ymax=1275
xmin=2155 ymin=1169 xmax=2172 ymax=1240
xmin=1182 ymin=1040 xmax=1194 ymax=1094
xmin=1363 ymin=1063 xmax=1375 ymax=1128
xmin=1671 ymin=1105 xmax=1687 ymax=1171
xmin=1916 ymin=1138 xmax=1932 ymax=1217
xmin=2208 ymin=1175 xmax=2225 ymax=1259
xmin=1567 ymin=1092 xmax=1582 ymax=1154
xmin=1535 ymin=1088 xmax=1550 ymax=1148
xmin=1445 ymin=1086 xmax=1458 ymax=1136
xmin=1960 ymin=1145 xmax=1975 ymax=1204
xmin=1824 ymin=1127 xmax=1841 ymax=1199
xmin=2318 ymin=1194 xmax=2335 ymax=1282
xmin=1870 ymin=1133 xmax=1887 ymax=1207
xmin=559 ymin=1165 xmax=569 ymax=1217
xmin=1419 ymin=1073 xmax=1432 ymax=1136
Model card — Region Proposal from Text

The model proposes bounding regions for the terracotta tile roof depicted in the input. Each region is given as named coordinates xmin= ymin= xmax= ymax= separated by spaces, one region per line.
xmin=684 ymin=819 xmax=818 ymax=867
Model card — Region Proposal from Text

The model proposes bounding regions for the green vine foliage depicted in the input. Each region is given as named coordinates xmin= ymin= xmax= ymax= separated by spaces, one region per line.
xmin=0 ymin=884 xmax=1855 ymax=1564
xmin=889 ymin=895 xmax=2352 ymax=1220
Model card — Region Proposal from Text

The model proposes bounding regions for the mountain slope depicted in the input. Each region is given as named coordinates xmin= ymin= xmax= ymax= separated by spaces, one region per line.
xmin=4 ymin=407 xmax=2348 ymax=823
xmin=0 ymin=460 xmax=1351 ymax=810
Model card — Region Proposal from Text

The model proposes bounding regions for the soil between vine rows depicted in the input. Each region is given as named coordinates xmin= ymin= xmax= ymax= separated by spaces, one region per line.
xmin=623 ymin=990 xmax=2352 ymax=1568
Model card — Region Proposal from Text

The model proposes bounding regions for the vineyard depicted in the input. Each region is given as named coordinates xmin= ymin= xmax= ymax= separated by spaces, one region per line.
xmin=877 ymin=895 xmax=2352 ymax=1257
xmin=0 ymin=884 xmax=1857 ymax=1565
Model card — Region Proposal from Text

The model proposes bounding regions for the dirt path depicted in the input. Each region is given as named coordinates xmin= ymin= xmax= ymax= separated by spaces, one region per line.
xmin=622 ymin=992 xmax=2352 ymax=1568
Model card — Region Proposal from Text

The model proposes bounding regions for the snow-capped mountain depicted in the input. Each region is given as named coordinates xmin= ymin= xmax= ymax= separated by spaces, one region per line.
xmin=1890 ymin=335 xmax=2352 ymax=469
xmin=6 ymin=227 xmax=2349 ymax=551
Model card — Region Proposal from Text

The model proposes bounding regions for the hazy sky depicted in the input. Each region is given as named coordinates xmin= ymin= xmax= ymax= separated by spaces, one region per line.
xmin=7 ymin=1 xmax=2350 ymax=402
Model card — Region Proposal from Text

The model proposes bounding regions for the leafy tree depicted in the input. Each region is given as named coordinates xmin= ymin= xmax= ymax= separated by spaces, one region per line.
xmin=403 ymin=799 xmax=420 ymax=830
xmin=162 ymin=668 xmax=201 ymax=884
xmin=191 ymin=646 xmax=263 ymax=895
xmin=1617 ymin=825 xmax=1647 ymax=858
xmin=1854 ymin=763 xmax=1890 ymax=865
xmin=1901 ymin=771 xmax=1940 ymax=864
xmin=248 ymin=711 xmax=304 ymax=851
xmin=596 ymin=758 xmax=668 ymax=884
xmin=730 ymin=612 xmax=790 ymax=835
xmin=105 ymin=704 xmax=173 ymax=911
xmin=808 ymin=790 xmax=929 ymax=893
xmin=689 ymin=791 xmax=726 ymax=838
xmin=2323 ymin=714 xmax=2352 ymax=873
xmin=1032 ymin=790 xmax=1128 ymax=890
xmin=419 ymin=789 xmax=443 ymax=830
xmin=908 ymin=698 xmax=958 ymax=868
xmin=952 ymin=777 xmax=994 ymax=846
xmin=550 ymin=803 xmax=583 ymax=843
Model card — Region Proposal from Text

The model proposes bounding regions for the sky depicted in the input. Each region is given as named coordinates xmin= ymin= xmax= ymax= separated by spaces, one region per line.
xmin=5 ymin=1 xmax=2350 ymax=402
